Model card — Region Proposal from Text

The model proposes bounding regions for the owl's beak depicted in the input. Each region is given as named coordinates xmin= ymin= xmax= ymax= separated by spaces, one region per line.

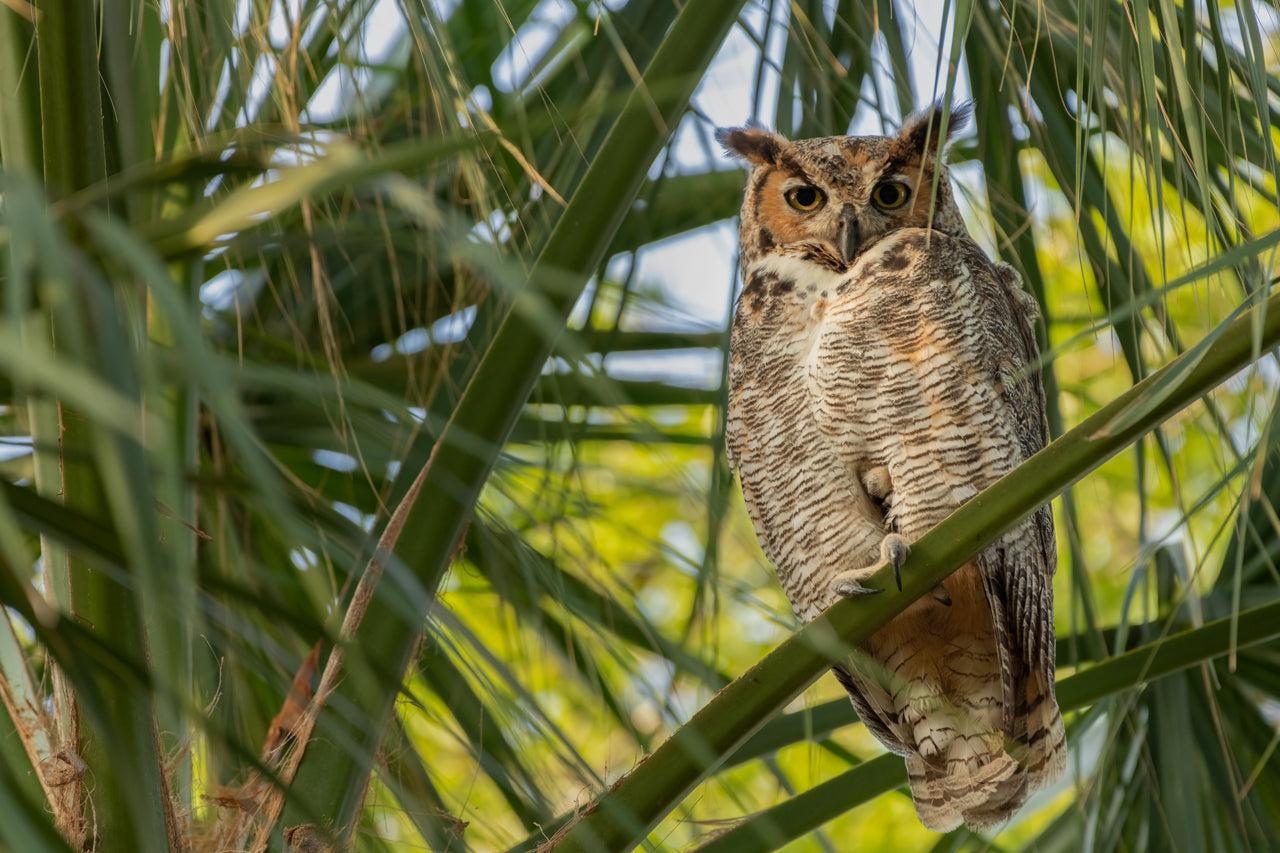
xmin=838 ymin=207 xmax=860 ymax=265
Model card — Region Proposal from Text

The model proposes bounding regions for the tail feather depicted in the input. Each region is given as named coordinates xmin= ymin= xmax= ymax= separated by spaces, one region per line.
xmin=1017 ymin=671 xmax=1066 ymax=793
xmin=904 ymin=674 xmax=1065 ymax=832
xmin=907 ymin=748 xmax=1023 ymax=832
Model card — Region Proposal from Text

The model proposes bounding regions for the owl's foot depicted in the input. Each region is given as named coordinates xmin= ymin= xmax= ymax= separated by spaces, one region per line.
xmin=830 ymin=534 xmax=911 ymax=599
xmin=880 ymin=533 xmax=909 ymax=590
xmin=830 ymin=567 xmax=884 ymax=598
xmin=931 ymin=584 xmax=952 ymax=606
xmin=863 ymin=466 xmax=893 ymax=502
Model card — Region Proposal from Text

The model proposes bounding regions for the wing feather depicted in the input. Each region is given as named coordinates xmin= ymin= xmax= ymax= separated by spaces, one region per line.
xmin=982 ymin=261 xmax=1057 ymax=689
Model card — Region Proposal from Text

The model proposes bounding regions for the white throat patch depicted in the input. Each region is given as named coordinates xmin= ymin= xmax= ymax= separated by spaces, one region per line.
xmin=753 ymin=253 xmax=847 ymax=294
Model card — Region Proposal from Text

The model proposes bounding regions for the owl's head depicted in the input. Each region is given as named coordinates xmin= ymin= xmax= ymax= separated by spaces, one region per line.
xmin=717 ymin=103 xmax=971 ymax=271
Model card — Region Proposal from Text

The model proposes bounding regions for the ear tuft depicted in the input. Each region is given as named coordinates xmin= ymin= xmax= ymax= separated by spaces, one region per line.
xmin=889 ymin=101 xmax=972 ymax=164
xmin=716 ymin=124 xmax=787 ymax=166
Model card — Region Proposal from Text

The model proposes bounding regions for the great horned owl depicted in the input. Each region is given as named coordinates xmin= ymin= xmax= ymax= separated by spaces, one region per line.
xmin=717 ymin=104 xmax=1066 ymax=831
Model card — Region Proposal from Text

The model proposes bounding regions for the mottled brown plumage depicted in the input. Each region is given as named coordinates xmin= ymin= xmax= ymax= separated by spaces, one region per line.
xmin=719 ymin=104 xmax=1065 ymax=831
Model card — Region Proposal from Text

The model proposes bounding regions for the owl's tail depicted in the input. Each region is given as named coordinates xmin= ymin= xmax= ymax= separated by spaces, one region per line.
xmin=1014 ymin=668 xmax=1067 ymax=793
xmin=906 ymin=673 xmax=1066 ymax=832
xmin=905 ymin=740 xmax=1024 ymax=832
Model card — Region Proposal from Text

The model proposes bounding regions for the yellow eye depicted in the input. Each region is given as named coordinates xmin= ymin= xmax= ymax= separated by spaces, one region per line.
xmin=785 ymin=186 xmax=825 ymax=211
xmin=871 ymin=181 xmax=911 ymax=210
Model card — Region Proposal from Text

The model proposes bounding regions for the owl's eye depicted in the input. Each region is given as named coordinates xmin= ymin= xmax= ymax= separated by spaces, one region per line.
xmin=871 ymin=181 xmax=911 ymax=210
xmin=785 ymin=186 xmax=825 ymax=211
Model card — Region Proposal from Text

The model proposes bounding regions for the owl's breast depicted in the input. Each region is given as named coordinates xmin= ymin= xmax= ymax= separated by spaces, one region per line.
xmin=728 ymin=253 xmax=886 ymax=619
xmin=813 ymin=229 xmax=1030 ymax=537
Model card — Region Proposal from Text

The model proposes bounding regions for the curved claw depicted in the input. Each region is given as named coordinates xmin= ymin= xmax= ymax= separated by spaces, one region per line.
xmin=830 ymin=568 xmax=884 ymax=599
xmin=879 ymin=534 xmax=910 ymax=591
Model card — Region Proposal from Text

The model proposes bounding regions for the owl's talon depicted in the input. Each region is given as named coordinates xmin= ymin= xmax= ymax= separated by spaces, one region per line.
xmin=932 ymin=585 xmax=952 ymax=606
xmin=830 ymin=569 xmax=883 ymax=599
xmin=832 ymin=579 xmax=883 ymax=597
xmin=880 ymin=534 xmax=910 ymax=591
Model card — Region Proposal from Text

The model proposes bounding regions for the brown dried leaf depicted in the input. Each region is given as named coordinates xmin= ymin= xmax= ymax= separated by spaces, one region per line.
xmin=263 ymin=642 xmax=322 ymax=756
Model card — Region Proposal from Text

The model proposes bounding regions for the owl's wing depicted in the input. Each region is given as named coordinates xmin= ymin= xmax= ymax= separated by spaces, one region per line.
xmin=984 ymin=261 xmax=1057 ymax=691
xmin=934 ymin=247 xmax=1056 ymax=705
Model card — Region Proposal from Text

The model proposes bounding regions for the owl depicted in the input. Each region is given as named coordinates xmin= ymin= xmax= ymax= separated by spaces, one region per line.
xmin=717 ymin=103 xmax=1066 ymax=832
